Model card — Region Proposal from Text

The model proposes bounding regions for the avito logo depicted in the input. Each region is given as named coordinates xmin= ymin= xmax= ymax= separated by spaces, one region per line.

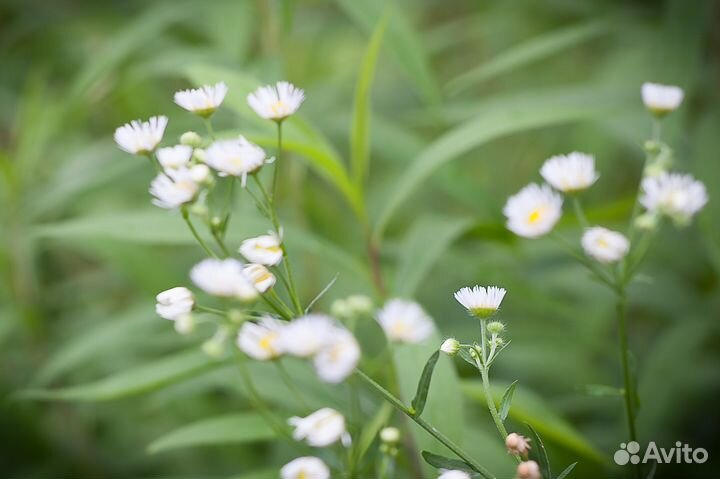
xmin=614 ymin=441 xmax=708 ymax=466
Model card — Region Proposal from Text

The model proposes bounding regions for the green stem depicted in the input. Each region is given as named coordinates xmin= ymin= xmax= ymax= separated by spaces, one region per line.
xmin=617 ymin=293 xmax=640 ymax=479
xmin=211 ymin=229 xmax=231 ymax=257
xmin=182 ymin=207 xmax=217 ymax=258
xmin=355 ymin=370 xmax=495 ymax=479
xmin=261 ymin=293 xmax=293 ymax=321
xmin=572 ymin=196 xmax=589 ymax=230
xmin=275 ymin=360 xmax=311 ymax=411
xmin=196 ymin=305 xmax=226 ymax=316
xmin=272 ymin=121 xmax=282 ymax=202
xmin=204 ymin=118 xmax=216 ymax=140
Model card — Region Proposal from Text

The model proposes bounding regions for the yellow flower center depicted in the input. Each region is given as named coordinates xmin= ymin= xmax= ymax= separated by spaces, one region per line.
xmin=259 ymin=332 xmax=278 ymax=354
xmin=528 ymin=208 xmax=543 ymax=224
xmin=270 ymin=101 xmax=286 ymax=116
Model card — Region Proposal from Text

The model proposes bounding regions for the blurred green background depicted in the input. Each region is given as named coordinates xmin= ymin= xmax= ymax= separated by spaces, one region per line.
xmin=1 ymin=0 xmax=719 ymax=478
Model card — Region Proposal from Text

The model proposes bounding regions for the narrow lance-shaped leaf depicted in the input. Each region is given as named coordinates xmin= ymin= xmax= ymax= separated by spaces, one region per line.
xmin=421 ymin=451 xmax=476 ymax=474
xmin=499 ymin=380 xmax=518 ymax=422
xmin=351 ymin=12 xmax=388 ymax=190
xmin=525 ymin=423 xmax=551 ymax=479
xmin=555 ymin=462 xmax=578 ymax=479
xmin=410 ymin=350 xmax=440 ymax=416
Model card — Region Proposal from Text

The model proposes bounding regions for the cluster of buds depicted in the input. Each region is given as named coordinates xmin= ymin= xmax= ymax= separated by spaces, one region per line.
xmin=379 ymin=426 xmax=401 ymax=457
xmin=330 ymin=294 xmax=374 ymax=321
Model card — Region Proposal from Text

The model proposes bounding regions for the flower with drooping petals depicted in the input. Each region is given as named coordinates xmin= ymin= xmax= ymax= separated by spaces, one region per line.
xmin=454 ymin=285 xmax=506 ymax=318
xmin=155 ymin=287 xmax=195 ymax=320
xmin=239 ymin=232 xmax=283 ymax=266
xmin=237 ymin=316 xmax=285 ymax=360
xmin=190 ymin=258 xmax=258 ymax=301
xmin=149 ymin=167 xmax=200 ymax=209
xmin=313 ymin=327 xmax=361 ymax=383
xmin=581 ymin=227 xmax=630 ymax=263
xmin=280 ymin=457 xmax=330 ymax=479
xmin=376 ymin=299 xmax=434 ymax=344
xmin=281 ymin=314 xmax=337 ymax=358
xmin=157 ymin=145 xmax=193 ymax=170
xmin=640 ymin=172 xmax=708 ymax=224
xmin=503 ymin=183 xmax=563 ymax=238
xmin=247 ymin=81 xmax=305 ymax=121
xmin=540 ymin=152 xmax=599 ymax=193
xmin=506 ymin=433 xmax=532 ymax=456
xmin=516 ymin=460 xmax=541 ymax=479
xmin=289 ymin=408 xmax=349 ymax=447
xmin=243 ymin=263 xmax=276 ymax=293
xmin=114 ymin=116 xmax=168 ymax=155
xmin=205 ymin=136 xmax=266 ymax=184
xmin=641 ymin=82 xmax=684 ymax=116
xmin=174 ymin=82 xmax=228 ymax=117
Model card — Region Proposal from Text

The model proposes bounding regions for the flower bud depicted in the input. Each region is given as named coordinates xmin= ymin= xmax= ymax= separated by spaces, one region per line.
xmin=330 ymin=299 xmax=351 ymax=319
xmin=227 ymin=309 xmax=244 ymax=324
xmin=487 ymin=321 xmax=505 ymax=335
xmin=174 ymin=314 xmax=195 ymax=335
xmin=190 ymin=164 xmax=212 ymax=184
xmin=506 ymin=433 xmax=532 ymax=456
xmin=192 ymin=148 xmax=207 ymax=163
xmin=211 ymin=216 xmax=223 ymax=228
xmin=346 ymin=294 xmax=373 ymax=315
xmin=202 ymin=327 xmax=228 ymax=358
xmin=440 ymin=338 xmax=461 ymax=356
xmin=189 ymin=202 xmax=208 ymax=218
xmin=491 ymin=337 xmax=505 ymax=348
xmin=380 ymin=427 xmax=400 ymax=444
xmin=180 ymin=131 xmax=203 ymax=147
xmin=634 ymin=212 xmax=658 ymax=231
xmin=516 ymin=460 xmax=541 ymax=479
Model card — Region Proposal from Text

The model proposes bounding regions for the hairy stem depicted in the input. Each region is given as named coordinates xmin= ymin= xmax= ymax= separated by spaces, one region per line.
xmin=617 ymin=292 xmax=640 ymax=479
xmin=182 ymin=207 xmax=217 ymax=258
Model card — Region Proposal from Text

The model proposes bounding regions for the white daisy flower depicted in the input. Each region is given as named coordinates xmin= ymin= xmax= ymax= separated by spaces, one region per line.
xmin=114 ymin=116 xmax=168 ymax=155
xmin=376 ymin=299 xmax=435 ymax=344
xmin=239 ymin=232 xmax=283 ymax=266
xmin=440 ymin=338 xmax=460 ymax=356
xmin=190 ymin=258 xmax=258 ymax=301
xmin=237 ymin=316 xmax=285 ymax=360
xmin=503 ymin=183 xmax=563 ymax=238
xmin=640 ymin=172 xmax=708 ymax=223
xmin=280 ymin=457 xmax=330 ymax=479
xmin=516 ymin=460 xmax=541 ymax=479
xmin=174 ymin=82 xmax=228 ymax=117
xmin=155 ymin=287 xmax=195 ymax=320
xmin=641 ymin=82 xmax=684 ymax=116
xmin=438 ymin=471 xmax=472 ymax=479
xmin=247 ymin=81 xmax=305 ymax=121
xmin=149 ymin=167 xmax=200 ymax=209
xmin=205 ymin=136 xmax=266 ymax=184
xmin=454 ymin=285 xmax=507 ymax=319
xmin=313 ymin=327 xmax=361 ymax=384
xmin=289 ymin=408 xmax=349 ymax=448
xmin=540 ymin=152 xmax=599 ymax=193
xmin=281 ymin=314 xmax=337 ymax=358
xmin=157 ymin=144 xmax=193 ymax=170
xmin=581 ymin=227 xmax=630 ymax=263
xmin=243 ymin=263 xmax=276 ymax=293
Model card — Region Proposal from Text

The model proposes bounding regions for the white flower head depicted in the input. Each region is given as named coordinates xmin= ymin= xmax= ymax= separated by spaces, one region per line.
xmin=190 ymin=258 xmax=258 ymax=301
xmin=313 ymin=327 xmax=361 ymax=384
xmin=281 ymin=314 xmax=337 ymax=358
xmin=243 ymin=263 xmax=276 ymax=293
xmin=114 ymin=116 xmax=168 ymax=155
xmin=505 ymin=433 xmax=532 ymax=456
xmin=205 ymin=136 xmax=266 ymax=184
xmin=540 ymin=152 xmax=599 ymax=193
xmin=237 ymin=316 xmax=285 ymax=360
xmin=516 ymin=460 xmax=541 ymax=479
xmin=289 ymin=408 xmax=348 ymax=447
xmin=641 ymin=82 xmax=684 ymax=116
xmin=438 ymin=471 xmax=472 ymax=479
xmin=376 ymin=299 xmax=435 ymax=344
xmin=454 ymin=285 xmax=507 ymax=319
xmin=503 ymin=183 xmax=563 ymax=238
xmin=440 ymin=338 xmax=461 ymax=356
xmin=640 ymin=172 xmax=708 ymax=224
xmin=239 ymin=232 xmax=283 ymax=266
xmin=157 ymin=145 xmax=193 ymax=170
xmin=149 ymin=167 xmax=200 ymax=209
xmin=247 ymin=81 xmax=305 ymax=121
xmin=155 ymin=287 xmax=195 ymax=320
xmin=280 ymin=456 xmax=330 ymax=479
xmin=380 ymin=427 xmax=400 ymax=444
xmin=174 ymin=82 xmax=228 ymax=117
xmin=581 ymin=227 xmax=630 ymax=264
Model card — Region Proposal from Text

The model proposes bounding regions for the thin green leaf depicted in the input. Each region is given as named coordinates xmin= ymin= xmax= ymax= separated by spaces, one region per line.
xmin=556 ymin=462 xmax=578 ymax=479
xmin=355 ymin=401 xmax=392 ymax=464
xmin=446 ymin=21 xmax=610 ymax=95
xmin=147 ymin=413 xmax=276 ymax=453
xmin=373 ymin=86 xmax=632 ymax=239
xmin=393 ymin=215 xmax=472 ymax=297
xmin=421 ymin=450 xmax=475 ymax=473
xmin=499 ymin=380 xmax=518 ymax=422
xmin=457 ymin=347 xmax=479 ymax=369
xmin=18 ymin=349 xmax=224 ymax=402
xmin=350 ymin=12 xmax=388 ymax=189
xmin=410 ymin=350 xmax=440 ymax=417
xmin=305 ymin=273 xmax=339 ymax=313
xmin=525 ymin=423 xmax=551 ymax=479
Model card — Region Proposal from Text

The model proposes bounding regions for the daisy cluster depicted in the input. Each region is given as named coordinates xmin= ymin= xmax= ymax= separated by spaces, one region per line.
xmin=502 ymin=82 xmax=706 ymax=267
